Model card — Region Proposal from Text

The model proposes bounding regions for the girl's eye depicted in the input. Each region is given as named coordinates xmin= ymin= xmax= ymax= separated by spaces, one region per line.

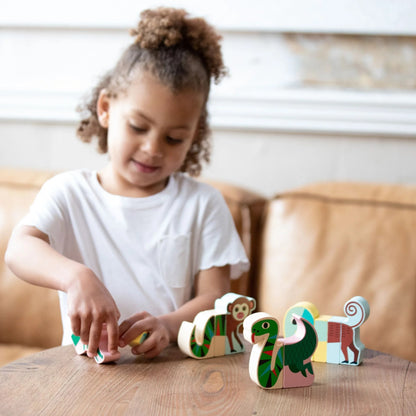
xmin=166 ymin=136 xmax=183 ymax=145
xmin=129 ymin=124 xmax=146 ymax=133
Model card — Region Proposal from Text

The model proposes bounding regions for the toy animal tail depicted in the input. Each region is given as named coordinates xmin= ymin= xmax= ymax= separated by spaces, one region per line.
xmin=190 ymin=315 xmax=216 ymax=357
xmin=178 ymin=314 xmax=225 ymax=359
xmin=344 ymin=296 xmax=370 ymax=328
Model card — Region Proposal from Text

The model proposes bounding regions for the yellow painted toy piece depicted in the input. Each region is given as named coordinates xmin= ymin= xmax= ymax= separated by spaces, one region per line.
xmin=293 ymin=301 xmax=320 ymax=319
xmin=129 ymin=332 xmax=149 ymax=347
xmin=313 ymin=341 xmax=328 ymax=362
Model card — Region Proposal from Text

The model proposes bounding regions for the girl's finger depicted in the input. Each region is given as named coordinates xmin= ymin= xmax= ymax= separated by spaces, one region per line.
xmin=87 ymin=320 xmax=103 ymax=358
xmin=70 ymin=315 xmax=81 ymax=337
xmin=79 ymin=315 xmax=92 ymax=345
xmin=106 ymin=318 xmax=119 ymax=353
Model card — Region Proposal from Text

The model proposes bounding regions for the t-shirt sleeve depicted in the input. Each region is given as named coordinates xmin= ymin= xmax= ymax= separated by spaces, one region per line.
xmin=18 ymin=175 xmax=67 ymax=251
xmin=197 ymin=188 xmax=250 ymax=279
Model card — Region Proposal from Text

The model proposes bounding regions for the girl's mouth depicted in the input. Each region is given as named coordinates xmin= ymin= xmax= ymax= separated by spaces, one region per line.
xmin=132 ymin=159 xmax=160 ymax=174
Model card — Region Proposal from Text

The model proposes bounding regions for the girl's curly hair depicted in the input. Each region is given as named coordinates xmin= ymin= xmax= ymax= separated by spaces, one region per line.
xmin=76 ymin=7 xmax=227 ymax=176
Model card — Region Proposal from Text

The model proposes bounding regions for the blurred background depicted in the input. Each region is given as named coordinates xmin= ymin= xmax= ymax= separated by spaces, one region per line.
xmin=1 ymin=0 xmax=415 ymax=196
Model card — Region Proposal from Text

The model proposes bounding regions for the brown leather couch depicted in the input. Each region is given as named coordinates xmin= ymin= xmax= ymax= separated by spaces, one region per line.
xmin=1 ymin=169 xmax=415 ymax=367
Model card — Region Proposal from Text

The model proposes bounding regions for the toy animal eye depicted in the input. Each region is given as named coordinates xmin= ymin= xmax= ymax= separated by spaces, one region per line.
xmin=262 ymin=322 xmax=270 ymax=330
xmin=242 ymin=305 xmax=247 ymax=311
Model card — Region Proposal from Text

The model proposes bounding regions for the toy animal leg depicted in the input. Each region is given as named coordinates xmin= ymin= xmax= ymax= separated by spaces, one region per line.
xmin=341 ymin=343 xmax=349 ymax=363
xmin=304 ymin=360 xmax=314 ymax=376
xmin=348 ymin=342 xmax=359 ymax=364
xmin=227 ymin=334 xmax=236 ymax=352
xmin=341 ymin=325 xmax=354 ymax=362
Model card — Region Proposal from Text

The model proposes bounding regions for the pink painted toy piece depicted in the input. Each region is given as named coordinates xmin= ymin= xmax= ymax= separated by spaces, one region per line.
xmin=71 ymin=326 xmax=120 ymax=364
xmin=93 ymin=328 xmax=121 ymax=364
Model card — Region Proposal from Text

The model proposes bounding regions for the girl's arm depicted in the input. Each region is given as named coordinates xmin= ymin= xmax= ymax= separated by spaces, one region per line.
xmin=118 ymin=265 xmax=230 ymax=358
xmin=161 ymin=265 xmax=231 ymax=338
xmin=5 ymin=225 xmax=120 ymax=357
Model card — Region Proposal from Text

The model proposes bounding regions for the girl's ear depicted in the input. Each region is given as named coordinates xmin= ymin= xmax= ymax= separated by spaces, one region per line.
xmin=97 ymin=89 xmax=111 ymax=128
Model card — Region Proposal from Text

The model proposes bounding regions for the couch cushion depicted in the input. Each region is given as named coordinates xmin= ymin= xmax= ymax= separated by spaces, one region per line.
xmin=257 ymin=182 xmax=416 ymax=362
xmin=0 ymin=169 xmax=62 ymax=349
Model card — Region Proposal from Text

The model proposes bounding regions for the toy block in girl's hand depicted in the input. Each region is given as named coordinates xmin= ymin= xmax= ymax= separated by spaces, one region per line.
xmin=71 ymin=331 xmax=121 ymax=364
xmin=129 ymin=332 xmax=149 ymax=347
xmin=71 ymin=334 xmax=88 ymax=355
xmin=283 ymin=296 xmax=370 ymax=365
xmin=178 ymin=292 xmax=256 ymax=359
xmin=71 ymin=331 xmax=148 ymax=364
xmin=243 ymin=312 xmax=317 ymax=390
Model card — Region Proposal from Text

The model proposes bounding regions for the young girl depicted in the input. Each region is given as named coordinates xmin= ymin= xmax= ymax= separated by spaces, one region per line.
xmin=5 ymin=8 xmax=249 ymax=360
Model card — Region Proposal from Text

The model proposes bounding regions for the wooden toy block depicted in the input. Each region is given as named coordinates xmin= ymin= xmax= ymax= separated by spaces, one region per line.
xmin=313 ymin=315 xmax=331 ymax=361
xmin=243 ymin=312 xmax=284 ymax=389
xmin=280 ymin=314 xmax=317 ymax=388
xmin=178 ymin=292 xmax=256 ymax=359
xmin=315 ymin=315 xmax=331 ymax=340
xmin=129 ymin=332 xmax=149 ymax=347
xmin=71 ymin=334 xmax=120 ymax=364
xmin=282 ymin=357 xmax=314 ymax=388
xmin=284 ymin=296 xmax=370 ymax=365
xmin=178 ymin=310 xmax=219 ymax=359
xmin=243 ymin=312 xmax=317 ymax=389
xmin=314 ymin=341 xmax=327 ymax=362
xmin=71 ymin=334 xmax=88 ymax=355
xmin=71 ymin=327 xmax=121 ymax=364
xmin=283 ymin=301 xmax=318 ymax=337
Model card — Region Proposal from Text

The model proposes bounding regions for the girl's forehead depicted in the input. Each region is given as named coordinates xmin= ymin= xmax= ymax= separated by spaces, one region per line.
xmin=125 ymin=70 xmax=204 ymax=105
xmin=126 ymin=67 xmax=207 ymax=99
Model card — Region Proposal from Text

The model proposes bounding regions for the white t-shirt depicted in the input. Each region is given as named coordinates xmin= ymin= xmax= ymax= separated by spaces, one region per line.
xmin=20 ymin=170 xmax=249 ymax=345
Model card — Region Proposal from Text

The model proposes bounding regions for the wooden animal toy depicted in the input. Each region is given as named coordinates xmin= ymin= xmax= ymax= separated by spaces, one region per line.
xmin=283 ymin=296 xmax=370 ymax=365
xmin=178 ymin=292 xmax=256 ymax=359
xmin=243 ymin=311 xmax=317 ymax=389
xmin=71 ymin=330 xmax=148 ymax=364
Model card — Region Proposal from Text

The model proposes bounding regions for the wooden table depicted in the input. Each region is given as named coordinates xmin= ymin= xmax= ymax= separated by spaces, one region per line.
xmin=0 ymin=345 xmax=414 ymax=415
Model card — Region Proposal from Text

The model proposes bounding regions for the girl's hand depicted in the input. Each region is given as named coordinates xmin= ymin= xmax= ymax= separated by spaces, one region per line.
xmin=118 ymin=312 xmax=171 ymax=358
xmin=66 ymin=267 xmax=120 ymax=358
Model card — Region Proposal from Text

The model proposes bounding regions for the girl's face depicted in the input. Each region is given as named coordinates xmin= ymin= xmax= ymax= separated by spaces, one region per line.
xmin=97 ymin=69 xmax=205 ymax=197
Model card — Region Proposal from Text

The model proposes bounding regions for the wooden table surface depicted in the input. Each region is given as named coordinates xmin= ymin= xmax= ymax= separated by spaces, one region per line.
xmin=0 ymin=344 xmax=414 ymax=415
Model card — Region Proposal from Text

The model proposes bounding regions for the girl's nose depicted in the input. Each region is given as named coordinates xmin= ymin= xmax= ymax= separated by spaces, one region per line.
xmin=141 ymin=135 xmax=163 ymax=158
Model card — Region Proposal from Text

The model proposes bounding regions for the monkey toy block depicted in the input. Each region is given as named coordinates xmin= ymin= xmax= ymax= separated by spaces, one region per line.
xmin=178 ymin=292 xmax=256 ymax=359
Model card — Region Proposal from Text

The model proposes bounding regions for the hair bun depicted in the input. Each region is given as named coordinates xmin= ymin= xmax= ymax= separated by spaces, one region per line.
xmin=130 ymin=8 xmax=188 ymax=49
xmin=130 ymin=7 xmax=227 ymax=82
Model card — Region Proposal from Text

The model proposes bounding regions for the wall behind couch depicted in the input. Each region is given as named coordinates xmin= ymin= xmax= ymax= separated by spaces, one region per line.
xmin=1 ymin=0 xmax=415 ymax=197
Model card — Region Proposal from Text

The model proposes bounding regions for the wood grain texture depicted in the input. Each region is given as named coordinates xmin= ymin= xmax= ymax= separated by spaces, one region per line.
xmin=0 ymin=345 xmax=414 ymax=415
